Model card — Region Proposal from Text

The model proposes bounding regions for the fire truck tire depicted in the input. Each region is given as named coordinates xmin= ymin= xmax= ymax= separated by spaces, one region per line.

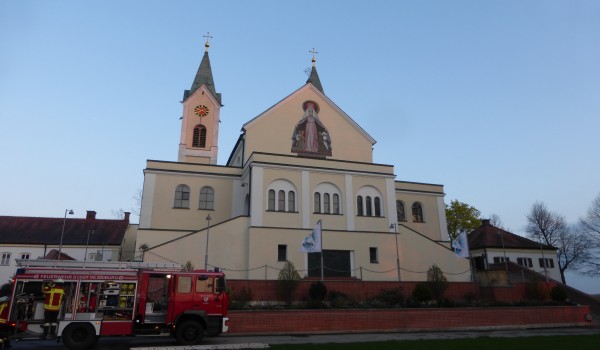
xmin=62 ymin=323 xmax=97 ymax=350
xmin=175 ymin=319 xmax=204 ymax=345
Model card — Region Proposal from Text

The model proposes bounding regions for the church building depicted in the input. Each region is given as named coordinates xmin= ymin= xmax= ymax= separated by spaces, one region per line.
xmin=137 ymin=39 xmax=470 ymax=282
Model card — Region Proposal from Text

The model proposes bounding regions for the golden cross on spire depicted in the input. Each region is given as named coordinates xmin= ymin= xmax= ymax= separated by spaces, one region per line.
xmin=203 ymin=32 xmax=213 ymax=52
xmin=309 ymin=48 xmax=318 ymax=66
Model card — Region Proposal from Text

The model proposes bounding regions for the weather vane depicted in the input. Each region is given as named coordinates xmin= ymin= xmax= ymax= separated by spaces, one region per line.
xmin=309 ymin=48 xmax=318 ymax=66
xmin=203 ymin=32 xmax=213 ymax=52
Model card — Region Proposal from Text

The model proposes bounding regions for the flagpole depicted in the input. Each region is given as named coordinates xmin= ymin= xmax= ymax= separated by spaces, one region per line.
xmin=320 ymin=221 xmax=324 ymax=281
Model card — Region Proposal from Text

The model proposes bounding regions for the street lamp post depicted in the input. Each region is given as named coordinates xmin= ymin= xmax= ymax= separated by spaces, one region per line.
xmin=84 ymin=228 xmax=95 ymax=263
xmin=58 ymin=209 xmax=74 ymax=260
xmin=204 ymin=214 xmax=212 ymax=270
xmin=390 ymin=223 xmax=401 ymax=281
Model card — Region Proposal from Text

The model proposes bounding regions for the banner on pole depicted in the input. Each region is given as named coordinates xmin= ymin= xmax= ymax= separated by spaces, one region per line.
xmin=301 ymin=220 xmax=322 ymax=253
xmin=452 ymin=231 xmax=470 ymax=258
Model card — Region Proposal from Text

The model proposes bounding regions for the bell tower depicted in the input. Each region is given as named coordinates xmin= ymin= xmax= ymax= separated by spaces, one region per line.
xmin=178 ymin=33 xmax=222 ymax=164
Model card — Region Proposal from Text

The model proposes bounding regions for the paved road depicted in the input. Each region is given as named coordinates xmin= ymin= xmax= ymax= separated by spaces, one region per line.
xmin=9 ymin=326 xmax=600 ymax=350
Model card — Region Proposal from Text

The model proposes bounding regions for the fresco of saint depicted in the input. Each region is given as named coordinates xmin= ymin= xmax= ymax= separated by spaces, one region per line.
xmin=291 ymin=101 xmax=332 ymax=158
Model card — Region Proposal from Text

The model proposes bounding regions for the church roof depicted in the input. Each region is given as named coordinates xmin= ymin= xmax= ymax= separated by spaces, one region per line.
xmin=306 ymin=66 xmax=324 ymax=94
xmin=468 ymin=219 xmax=555 ymax=251
xmin=184 ymin=40 xmax=222 ymax=105
xmin=0 ymin=212 xmax=129 ymax=246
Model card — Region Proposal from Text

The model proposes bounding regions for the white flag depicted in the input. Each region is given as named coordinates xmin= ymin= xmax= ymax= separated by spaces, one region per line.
xmin=452 ymin=231 xmax=470 ymax=258
xmin=301 ymin=220 xmax=322 ymax=253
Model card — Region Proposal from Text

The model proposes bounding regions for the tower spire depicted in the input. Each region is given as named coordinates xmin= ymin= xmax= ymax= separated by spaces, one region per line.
xmin=184 ymin=32 xmax=221 ymax=105
xmin=306 ymin=48 xmax=324 ymax=94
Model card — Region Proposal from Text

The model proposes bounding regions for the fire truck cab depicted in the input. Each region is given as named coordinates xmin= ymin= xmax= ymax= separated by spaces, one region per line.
xmin=7 ymin=259 xmax=230 ymax=350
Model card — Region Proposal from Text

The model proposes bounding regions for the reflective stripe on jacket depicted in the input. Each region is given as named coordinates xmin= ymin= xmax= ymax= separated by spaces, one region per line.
xmin=43 ymin=286 xmax=64 ymax=311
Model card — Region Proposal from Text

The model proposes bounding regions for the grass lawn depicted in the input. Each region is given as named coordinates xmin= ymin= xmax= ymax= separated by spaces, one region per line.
xmin=270 ymin=334 xmax=600 ymax=350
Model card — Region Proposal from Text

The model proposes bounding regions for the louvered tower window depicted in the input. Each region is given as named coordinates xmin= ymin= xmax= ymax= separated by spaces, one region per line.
xmin=193 ymin=125 xmax=207 ymax=148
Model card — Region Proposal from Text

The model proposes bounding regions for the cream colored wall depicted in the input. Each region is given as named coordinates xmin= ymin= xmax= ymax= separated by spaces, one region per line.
xmin=142 ymin=163 xmax=242 ymax=232
xmin=246 ymin=227 xmax=405 ymax=281
xmin=144 ymin=217 xmax=250 ymax=276
xmin=397 ymin=225 xmax=471 ymax=282
xmin=243 ymin=86 xmax=373 ymax=164
xmin=394 ymin=191 xmax=445 ymax=241
xmin=121 ymin=224 xmax=138 ymax=261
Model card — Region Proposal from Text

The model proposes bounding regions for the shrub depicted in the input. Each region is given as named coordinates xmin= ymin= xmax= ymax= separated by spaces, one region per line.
xmin=426 ymin=264 xmax=448 ymax=304
xmin=525 ymin=275 xmax=545 ymax=301
xmin=230 ymin=286 xmax=253 ymax=309
xmin=412 ymin=283 xmax=433 ymax=304
xmin=277 ymin=261 xmax=301 ymax=306
xmin=309 ymin=281 xmax=327 ymax=301
xmin=373 ymin=288 xmax=405 ymax=307
xmin=327 ymin=290 xmax=351 ymax=308
xmin=550 ymin=286 xmax=568 ymax=302
xmin=307 ymin=281 xmax=328 ymax=308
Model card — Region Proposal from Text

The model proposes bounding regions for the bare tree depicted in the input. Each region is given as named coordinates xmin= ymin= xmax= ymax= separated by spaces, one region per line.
xmin=526 ymin=201 xmax=590 ymax=284
xmin=578 ymin=193 xmax=600 ymax=276
xmin=489 ymin=213 xmax=507 ymax=231
xmin=131 ymin=188 xmax=142 ymax=217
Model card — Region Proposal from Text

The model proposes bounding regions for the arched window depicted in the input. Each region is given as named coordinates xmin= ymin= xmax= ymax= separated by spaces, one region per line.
xmin=357 ymin=196 xmax=364 ymax=216
xmin=278 ymin=190 xmax=286 ymax=212
xmin=199 ymin=186 xmax=214 ymax=210
xmin=323 ymin=193 xmax=330 ymax=214
xmin=174 ymin=184 xmax=190 ymax=208
xmin=412 ymin=202 xmax=424 ymax=222
xmin=267 ymin=180 xmax=297 ymax=212
xmin=313 ymin=183 xmax=343 ymax=215
xmin=314 ymin=193 xmax=321 ymax=213
xmin=356 ymin=186 xmax=384 ymax=218
xmin=192 ymin=125 xmax=207 ymax=148
xmin=332 ymin=194 xmax=340 ymax=214
xmin=288 ymin=191 xmax=295 ymax=212
xmin=396 ymin=200 xmax=406 ymax=222
xmin=268 ymin=190 xmax=276 ymax=211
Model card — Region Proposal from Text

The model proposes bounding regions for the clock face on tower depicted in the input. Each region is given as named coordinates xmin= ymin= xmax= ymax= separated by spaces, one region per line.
xmin=194 ymin=105 xmax=210 ymax=117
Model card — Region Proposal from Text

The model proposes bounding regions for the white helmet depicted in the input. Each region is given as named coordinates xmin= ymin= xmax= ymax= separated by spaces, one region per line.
xmin=53 ymin=278 xmax=64 ymax=284
xmin=0 ymin=296 xmax=8 ymax=303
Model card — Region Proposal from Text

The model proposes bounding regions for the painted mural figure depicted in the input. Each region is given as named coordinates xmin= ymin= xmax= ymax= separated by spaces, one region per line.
xmin=291 ymin=101 xmax=332 ymax=158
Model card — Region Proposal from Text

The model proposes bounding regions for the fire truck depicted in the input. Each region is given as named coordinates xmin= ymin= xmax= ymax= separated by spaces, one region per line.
xmin=6 ymin=259 xmax=230 ymax=350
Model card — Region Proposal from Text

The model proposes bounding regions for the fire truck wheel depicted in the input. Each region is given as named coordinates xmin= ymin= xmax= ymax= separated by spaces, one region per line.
xmin=62 ymin=323 xmax=97 ymax=350
xmin=175 ymin=319 xmax=204 ymax=345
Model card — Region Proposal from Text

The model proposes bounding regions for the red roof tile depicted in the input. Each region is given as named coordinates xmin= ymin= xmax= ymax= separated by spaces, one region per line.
xmin=0 ymin=215 xmax=128 ymax=247
xmin=468 ymin=219 xmax=555 ymax=251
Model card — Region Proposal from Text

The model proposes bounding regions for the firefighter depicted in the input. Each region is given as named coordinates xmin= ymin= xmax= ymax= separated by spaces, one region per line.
xmin=0 ymin=296 xmax=8 ymax=323
xmin=0 ymin=295 xmax=10 ymax=348
xmin=42 ymin=279 xmax=65 ymax=338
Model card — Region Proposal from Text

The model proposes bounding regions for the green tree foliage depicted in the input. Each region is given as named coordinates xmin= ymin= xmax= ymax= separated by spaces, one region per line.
xmin=426 ymin=264 xmax=449 ymax=304
xmin=445 ymin=200 xmax=481 ymax=241
xmin=277 ymin=261 xmax=301 ymax=306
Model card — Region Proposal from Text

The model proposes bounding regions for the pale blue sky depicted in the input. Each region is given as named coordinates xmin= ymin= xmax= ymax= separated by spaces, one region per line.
xmin=1 ymin=1 xmax=598 ymax=292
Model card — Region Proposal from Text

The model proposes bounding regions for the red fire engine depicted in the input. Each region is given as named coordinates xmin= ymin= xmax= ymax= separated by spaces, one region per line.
xmin=6 ymin=259 xmax=230 ymax=350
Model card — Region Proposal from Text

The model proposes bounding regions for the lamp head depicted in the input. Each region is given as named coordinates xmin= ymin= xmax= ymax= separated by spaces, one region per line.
xmin=67 ymin=209 xmax=74 ymax=215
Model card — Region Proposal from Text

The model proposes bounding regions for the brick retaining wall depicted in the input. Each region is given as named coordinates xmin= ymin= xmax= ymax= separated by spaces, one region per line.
xmin=228 ymin=280 xmax=559 ymax=304
xmin=227 ymin=306 xmax=592 ymax=334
